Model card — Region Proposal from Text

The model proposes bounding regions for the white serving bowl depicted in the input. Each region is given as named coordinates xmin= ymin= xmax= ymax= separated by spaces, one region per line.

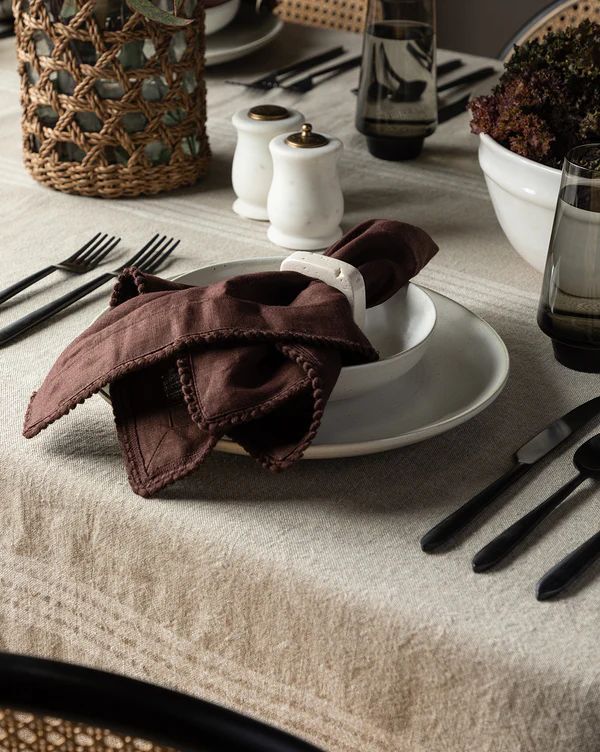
xmin=174 ymin=258 xmax=437 ymax=401
xmin=205 ymin=0 xmax=240 ymax=35
xmin=478 ymin=133 xmax=562 ymax=273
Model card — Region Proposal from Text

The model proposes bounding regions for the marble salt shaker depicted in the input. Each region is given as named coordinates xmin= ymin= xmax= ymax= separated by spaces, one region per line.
xmin=231 ymin=104 xmax=304 ymax=221
xmin=267 ymin=123 xmax=344 ymax=251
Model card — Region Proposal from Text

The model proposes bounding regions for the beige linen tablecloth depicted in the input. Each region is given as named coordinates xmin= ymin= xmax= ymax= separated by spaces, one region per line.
xmin=1 ymin=25 xmax=599 ymax=752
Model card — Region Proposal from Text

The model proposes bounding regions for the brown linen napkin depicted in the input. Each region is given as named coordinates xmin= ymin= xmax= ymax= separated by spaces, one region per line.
xmin=23 ymin=220 xmax=438 ymax=496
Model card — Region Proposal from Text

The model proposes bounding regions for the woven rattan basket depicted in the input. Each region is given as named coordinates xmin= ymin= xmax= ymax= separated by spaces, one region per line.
xmin=13 ymin=0 xmax=209 ymax=198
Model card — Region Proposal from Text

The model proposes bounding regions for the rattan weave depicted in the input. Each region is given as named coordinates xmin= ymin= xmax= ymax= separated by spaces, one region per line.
xmin=13 ymin=0 xmax=209 ymax=198
xmin=504 ymin=0 xmax=600 ymax=58
xmin=0 ymin=708 xmax=177 ymax=752
xmin=274 ymin=0 xmax=367 ymax=32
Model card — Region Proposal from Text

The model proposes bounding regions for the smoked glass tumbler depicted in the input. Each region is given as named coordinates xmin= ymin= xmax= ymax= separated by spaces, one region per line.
xmin=355 ymin=0 xmax=437 ymax=161
xmin=538 ymin=144 xmax=600 ymax=372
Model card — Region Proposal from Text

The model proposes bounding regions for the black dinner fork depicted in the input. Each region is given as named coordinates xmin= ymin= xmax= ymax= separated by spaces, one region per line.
xmin=0 ymin=235 xmax=179 ymax=346
xmin=283 ymin=55 xmax=362 ymax=93
xmin=0 ymin=233 xmax=121 ymax=306
xmin=225 ymin=46 xmax=346 ymax=89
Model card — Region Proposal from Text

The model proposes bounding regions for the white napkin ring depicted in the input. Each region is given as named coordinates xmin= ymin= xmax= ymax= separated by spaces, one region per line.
xmin=280 ymin=252 xmax=366 ymax=331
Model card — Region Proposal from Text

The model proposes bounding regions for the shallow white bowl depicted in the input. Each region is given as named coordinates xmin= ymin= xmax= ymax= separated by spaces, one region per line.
xmin=174 ymin=258 xmax=437 ymax=401
xmin=478 ymin=133 xmax=562 ymax=273
xmin=205 ymin=0 xmax=240 ymax=35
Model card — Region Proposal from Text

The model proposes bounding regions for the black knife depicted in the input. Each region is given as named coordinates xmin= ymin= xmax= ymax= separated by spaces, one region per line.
xmin=420 ymin=396 xmax=600 ymax=552
xmin=225 ymin=46 xmax=346 ymax=89
xmin=284 ymin=56 xmax=362 ymax=93
xmin=349 ymin=58 xmax=464 ymax=96
xmin=438 ymin=93 xmax=470 ymax=124
xmin=436 ymin=66 xmax=496 ymax=93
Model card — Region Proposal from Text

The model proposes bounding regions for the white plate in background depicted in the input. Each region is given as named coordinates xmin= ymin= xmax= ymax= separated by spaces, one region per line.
xmin=205 ymin=11 xmax=284 ymax=66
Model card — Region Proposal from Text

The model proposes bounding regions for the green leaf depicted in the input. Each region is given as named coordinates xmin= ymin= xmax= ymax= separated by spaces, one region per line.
xmin=125 ymin=0 xmax=193 ymax=26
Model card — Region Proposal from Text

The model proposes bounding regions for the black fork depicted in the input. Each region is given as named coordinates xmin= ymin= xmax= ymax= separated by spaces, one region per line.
xmin=225 ymin=46 xmax=346 ymax=89
xmin=0 ymin=235 xmax=179 ymax=346
xmin=0 ymin=233 xmax=121 ymax=306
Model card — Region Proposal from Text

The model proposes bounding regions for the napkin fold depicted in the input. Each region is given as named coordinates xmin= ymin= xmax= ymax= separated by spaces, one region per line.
xmin=23 ymin=220 xmax=438 ymax=496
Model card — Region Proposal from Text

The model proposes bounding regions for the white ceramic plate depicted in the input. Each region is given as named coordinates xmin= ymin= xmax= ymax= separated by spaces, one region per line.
xmin=214 ymin=286 xmax=509 ymax=458
xmin=205 ymin=11 xmax=284 ymax=66
xmin=213 ymin=286 xmax=509 ymax=458
xmin=166 ymin=260 xmax=509 ymax=458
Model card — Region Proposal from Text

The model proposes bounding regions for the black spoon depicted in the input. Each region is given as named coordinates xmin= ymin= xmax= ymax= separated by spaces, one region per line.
xmin=536 ymin=528 xmax=600 ymax=600
xmin=472 ymin=434 xmax=600 ymax=573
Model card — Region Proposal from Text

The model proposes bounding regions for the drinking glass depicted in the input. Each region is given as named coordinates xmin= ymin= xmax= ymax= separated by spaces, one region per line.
xmin=538 ymin=144 xmax=600 ymax=371
xmin=355 ymin=0 xmax=437 ymax=161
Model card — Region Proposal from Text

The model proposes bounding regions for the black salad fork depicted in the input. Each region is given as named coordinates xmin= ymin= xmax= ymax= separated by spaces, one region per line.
xmin=0 ymin=233 xmax=121 ymax=306
xmin=0 ymin=235 xmax=179 ymax=346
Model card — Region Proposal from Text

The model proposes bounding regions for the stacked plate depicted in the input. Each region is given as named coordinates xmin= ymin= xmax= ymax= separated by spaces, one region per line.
xmin=205 ymin=3 xmax=284 ymax=67
xmin=168 ymin=258 xmax=509 ymax=459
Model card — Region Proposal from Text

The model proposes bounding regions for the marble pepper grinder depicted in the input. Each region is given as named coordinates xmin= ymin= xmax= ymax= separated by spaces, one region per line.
xmin=267 ymin=123 xmax=344 ymax=251
xmin=231 ymin=104 xmax=304 ymax=221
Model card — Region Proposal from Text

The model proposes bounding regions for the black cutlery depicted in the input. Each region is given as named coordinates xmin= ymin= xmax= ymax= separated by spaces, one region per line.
xmin=350 ymin=60 xmax=480 ymax=98
xmin=392 ymin=57 xmax=463 ymax=81
xmin=438 ymin=93 xmax=471 ymax=124
xmin=536 ymin=528 xmax=600 ymax=600
xmin=420 ymin=396 xmax=600 ymax=552
xmin=0 ymin=235 xmax=179 ymax=346
xmin=0 ymin=233 xmax=120 ymax=306
xmin=225 ymin=46 xmax=345 ymax=89
xmin=376 ymin=52 xmax=463 ymax=100
xmin=407 ymin=40 xmax=433 ymax=70
xmin=472 ymin=435 xmax=600 ymax=572
xmin=437 ymin=66 xmax=496 ymax=93
xmin=366 ymin=45 xmax=427 ymax=102
xmin=373 ymin=45 xmax=426 ymax=101
xmin=284 ymin=55 xmax=362 ymax=93
xmin=437 ymin=59 xmax=464 ymax=78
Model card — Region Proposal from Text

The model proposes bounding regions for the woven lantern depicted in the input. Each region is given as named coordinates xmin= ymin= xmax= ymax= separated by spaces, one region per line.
xmin=13 ymin=0 xmax=209 ymax=197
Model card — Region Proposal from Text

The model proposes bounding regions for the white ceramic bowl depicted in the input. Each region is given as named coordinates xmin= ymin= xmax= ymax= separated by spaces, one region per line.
xmin=205 ymin=0 xmax=240 ymax=35
xmin=478 ymin=133 xmax=562 ymax=273
xmin=172 ymin=258 xmax=436 ymax=401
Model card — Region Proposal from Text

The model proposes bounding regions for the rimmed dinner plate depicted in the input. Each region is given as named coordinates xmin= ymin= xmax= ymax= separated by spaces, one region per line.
xmin=97 ymin=259 xmax=509 ymax=460
xmin=205 ymin=9 xmax=284 ymax=66
xmin=174 ymin=259 xmax=509 ymax=459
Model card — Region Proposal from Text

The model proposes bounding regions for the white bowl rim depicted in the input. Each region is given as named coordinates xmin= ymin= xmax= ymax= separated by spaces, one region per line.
xmin=172 ymin=257 xmax=438 ymax=374
xmin=479 ymin=133 xmax=561 ymax=177
xmin=340 ymin=284 xmax=436 ymax=374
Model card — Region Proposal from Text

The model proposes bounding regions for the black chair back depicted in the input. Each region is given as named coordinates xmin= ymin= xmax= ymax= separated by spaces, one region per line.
xmin=0 ymin=653 xmax=324 ymax=752
xmin=499 ymin=0 xmax=600 ymax=60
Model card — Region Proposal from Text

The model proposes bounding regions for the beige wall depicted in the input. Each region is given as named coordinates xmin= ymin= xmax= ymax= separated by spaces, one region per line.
xmin=437 ymin=0 xmax=551 ymax=57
